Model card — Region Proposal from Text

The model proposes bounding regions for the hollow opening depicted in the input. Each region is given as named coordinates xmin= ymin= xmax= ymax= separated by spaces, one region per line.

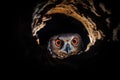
xmin=38 ymin=14 xmax=90 ymax=50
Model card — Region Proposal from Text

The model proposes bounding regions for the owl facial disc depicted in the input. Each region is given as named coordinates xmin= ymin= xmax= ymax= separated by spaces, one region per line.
xmin=48 ymin=33 xmax=83 ymax=59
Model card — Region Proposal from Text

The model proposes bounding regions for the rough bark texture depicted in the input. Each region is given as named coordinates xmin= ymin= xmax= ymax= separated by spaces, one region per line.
xmin=31 ymin=0 xmax=111 ymax=52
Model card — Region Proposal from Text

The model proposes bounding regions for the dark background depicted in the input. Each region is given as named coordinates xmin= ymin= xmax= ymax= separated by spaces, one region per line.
xmin=14 ymin=0 xmax=120 ymax=72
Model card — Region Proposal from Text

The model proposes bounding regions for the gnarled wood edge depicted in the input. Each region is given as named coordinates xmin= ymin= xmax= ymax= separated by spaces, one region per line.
xmin=31 ymin=0 xmax=110 ymax=51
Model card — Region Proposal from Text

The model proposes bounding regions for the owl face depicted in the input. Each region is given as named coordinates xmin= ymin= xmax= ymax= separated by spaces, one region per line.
xmin=48 ymin=33 xmax=83 ymax=59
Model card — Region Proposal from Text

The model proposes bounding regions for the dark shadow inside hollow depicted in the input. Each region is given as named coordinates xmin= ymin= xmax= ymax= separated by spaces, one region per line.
xmin=38 ymin=13 xmax=90 ymax=50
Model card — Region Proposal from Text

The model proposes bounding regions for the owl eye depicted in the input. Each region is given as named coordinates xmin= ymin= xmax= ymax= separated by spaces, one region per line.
xmin=55 ymin=39 xmax=62 ymax=47
xmin=72 ymin=38 xmax=79 ymax=45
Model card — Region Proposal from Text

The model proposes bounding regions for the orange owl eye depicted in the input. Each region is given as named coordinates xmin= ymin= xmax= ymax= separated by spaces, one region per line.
xmin=72 ymin=38 xmax=78 ymax=45
xmin=55 ymin=39 xmax=62 ymax=47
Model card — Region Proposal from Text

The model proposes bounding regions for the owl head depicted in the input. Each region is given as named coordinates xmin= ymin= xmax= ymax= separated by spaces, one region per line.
xmin=48 ymin=33 xmax=83 ymax=59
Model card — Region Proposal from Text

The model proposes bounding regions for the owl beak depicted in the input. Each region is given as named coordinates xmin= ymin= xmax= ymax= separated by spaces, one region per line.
xmin=65 ymin=43 xmax=71 ymax=54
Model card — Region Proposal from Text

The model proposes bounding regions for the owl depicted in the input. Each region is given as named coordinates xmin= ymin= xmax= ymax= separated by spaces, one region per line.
xmin=48 ymin=33 xmax=83 ymax=59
